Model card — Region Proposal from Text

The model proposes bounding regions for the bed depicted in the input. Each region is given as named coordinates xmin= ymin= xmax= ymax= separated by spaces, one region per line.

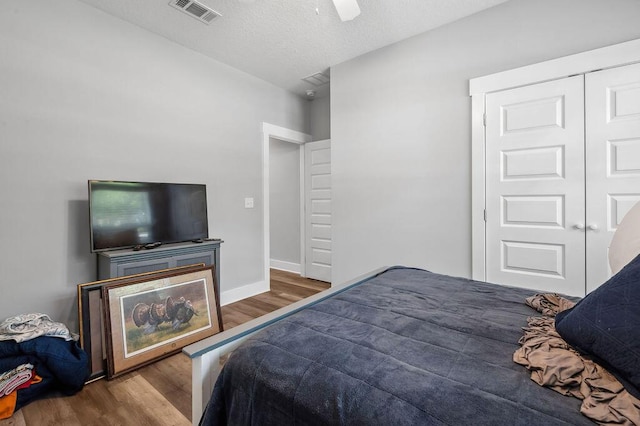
xmin=184 ymin=203 xmax=640 ymax=425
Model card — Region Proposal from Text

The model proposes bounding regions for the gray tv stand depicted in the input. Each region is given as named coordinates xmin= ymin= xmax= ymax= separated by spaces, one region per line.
xmin=97 ymin=240 xmax=222 ymax=295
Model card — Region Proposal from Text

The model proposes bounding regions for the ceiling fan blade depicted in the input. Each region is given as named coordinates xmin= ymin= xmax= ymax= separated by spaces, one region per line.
xmin=332 ymin=0 xmax=360 ymax=21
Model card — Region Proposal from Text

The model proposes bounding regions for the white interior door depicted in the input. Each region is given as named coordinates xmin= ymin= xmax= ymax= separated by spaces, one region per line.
xmin=485 ymin=76 xmax=586 ymax=296
xmin=585 ymin=63 xmax=640 ymax=292
xmin=304 ymin=139 xmax=331 ymax=283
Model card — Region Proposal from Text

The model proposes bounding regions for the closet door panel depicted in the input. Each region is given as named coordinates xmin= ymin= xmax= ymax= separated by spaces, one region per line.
xmin=585 ymin=63 xmax=640 ymax=292
xmin=485 ymin=76 xmax=586 ymax=296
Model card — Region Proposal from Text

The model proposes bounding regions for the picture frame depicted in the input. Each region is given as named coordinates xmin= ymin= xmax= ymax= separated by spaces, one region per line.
xmin=77 ymin=263 xmax=206 ymax=383
xmin=102 ymin=264 xmax=222 ymax=379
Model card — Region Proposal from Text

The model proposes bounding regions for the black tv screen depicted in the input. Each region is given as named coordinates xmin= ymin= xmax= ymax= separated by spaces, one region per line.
xmin=89 ymin=180 xmax=209 ymax=252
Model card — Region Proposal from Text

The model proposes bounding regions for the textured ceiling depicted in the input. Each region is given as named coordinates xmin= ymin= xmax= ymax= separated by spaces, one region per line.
xmin=77 ymin=0 xmax=510 ymax=98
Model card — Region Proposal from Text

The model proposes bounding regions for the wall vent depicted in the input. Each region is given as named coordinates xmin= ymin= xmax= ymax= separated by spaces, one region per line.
xmin=169 ymin=0 xmax=222 ymax=24
xmin=302 ymin=71 xmax=330 ymax=86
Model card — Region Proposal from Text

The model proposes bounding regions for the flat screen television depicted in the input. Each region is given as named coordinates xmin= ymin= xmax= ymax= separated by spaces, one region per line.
xmin=89 ymin=180 xmax=209 ymax=252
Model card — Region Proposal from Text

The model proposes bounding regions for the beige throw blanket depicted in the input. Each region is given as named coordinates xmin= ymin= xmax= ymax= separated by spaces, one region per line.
xmin=513 ymin=294 xmax=640 ymax=425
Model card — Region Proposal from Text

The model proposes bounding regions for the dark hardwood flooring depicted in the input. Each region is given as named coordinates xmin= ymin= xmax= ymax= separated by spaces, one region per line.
xmin=1 ymin=270 xmax=329 ymax=426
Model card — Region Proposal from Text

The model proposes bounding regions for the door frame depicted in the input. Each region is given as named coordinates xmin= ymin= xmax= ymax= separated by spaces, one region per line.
xmin=262 ymin=123 xmax=312 ymax=287
xmin=469 ymin=38 xmax=640 ymax=281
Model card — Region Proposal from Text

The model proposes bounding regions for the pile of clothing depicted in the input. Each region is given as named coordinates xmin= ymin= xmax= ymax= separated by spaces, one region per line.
xmin=0 ymin=313 xmax=88 ymax=419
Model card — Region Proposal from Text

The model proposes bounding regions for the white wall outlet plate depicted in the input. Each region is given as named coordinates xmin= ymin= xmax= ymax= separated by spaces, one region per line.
xmin=244 ymin=197 xmax=254 ymax=208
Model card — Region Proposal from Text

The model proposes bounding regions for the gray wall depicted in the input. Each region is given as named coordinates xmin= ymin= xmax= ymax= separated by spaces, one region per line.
xmin=331 ymin=0 xmax=640 ymax=284
xmin=309 ymin=94 xmax=331 ymax=141
xmin=269 ymin=138 xmax=301 ymax=268
xmin=0 ymin=0 xmax=307 ymax=331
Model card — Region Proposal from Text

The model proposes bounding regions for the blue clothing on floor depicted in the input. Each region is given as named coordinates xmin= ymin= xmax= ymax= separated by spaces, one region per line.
xmin=0 ymin=336 xmax=88 ymax=410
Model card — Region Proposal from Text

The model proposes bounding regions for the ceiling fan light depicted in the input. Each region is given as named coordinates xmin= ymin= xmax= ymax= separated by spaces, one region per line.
xmin=332 ymin=0 xmax=360 ymax=21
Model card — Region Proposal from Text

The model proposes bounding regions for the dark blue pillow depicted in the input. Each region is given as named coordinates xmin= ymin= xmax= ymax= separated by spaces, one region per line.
xmin=555 ymin=253 xmax=640 ymax=399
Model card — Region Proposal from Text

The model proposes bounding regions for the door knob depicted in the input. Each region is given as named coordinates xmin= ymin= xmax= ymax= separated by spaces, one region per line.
xmin=574 ymin=223 xmax=585 ymax=230
xmin=587 ymin=224 xmax=598 ymax=231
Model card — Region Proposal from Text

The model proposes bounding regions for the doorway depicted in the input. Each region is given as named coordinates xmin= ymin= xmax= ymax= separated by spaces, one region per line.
xmin=262 ymin=123 xmax=333 ymax=287
xmin=262 ymin=123 xmax=310 ymax=288
xmin=269 ymin=137 xmax=303 ymax=273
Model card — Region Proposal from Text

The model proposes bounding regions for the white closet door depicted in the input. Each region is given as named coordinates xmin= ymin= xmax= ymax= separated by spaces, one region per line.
xmin=304 ymin=139 xmax=331 ymax=283
xmin=585 ymin=63 xmax=640 ymax=292
xmin=485 ymin=76 xmax=586 ymax=296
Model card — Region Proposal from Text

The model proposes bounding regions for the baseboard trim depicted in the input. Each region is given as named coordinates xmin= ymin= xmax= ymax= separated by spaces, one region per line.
xmin=220 ymin=280 xmax=269 ymax=306
xmin=270 ymin=259 xmax=301 ymax=274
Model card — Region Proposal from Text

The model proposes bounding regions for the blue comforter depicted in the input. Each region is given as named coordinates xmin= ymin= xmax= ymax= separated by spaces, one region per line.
xmin=202 ymin=267 xmax=592 ymax=425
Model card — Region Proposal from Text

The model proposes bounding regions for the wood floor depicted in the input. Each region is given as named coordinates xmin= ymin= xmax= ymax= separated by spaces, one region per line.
xmin=1 ymin=270 xmax=329 ymax=426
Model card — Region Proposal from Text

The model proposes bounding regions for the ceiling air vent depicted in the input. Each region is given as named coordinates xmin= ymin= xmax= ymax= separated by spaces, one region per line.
xmin=169 ymin=0 xmax=222 ymax=24
xmin=302 ymin=71 xmax=330 ymax=86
